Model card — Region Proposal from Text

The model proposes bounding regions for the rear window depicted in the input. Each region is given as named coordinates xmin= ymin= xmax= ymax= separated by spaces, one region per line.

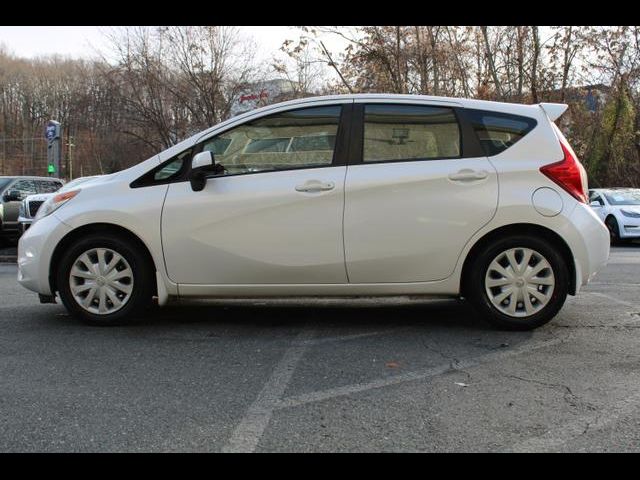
xmin=466 ymin=109 xmax=537 ymax=156
xmin=363 ymin=104 xmax=461 ymax=163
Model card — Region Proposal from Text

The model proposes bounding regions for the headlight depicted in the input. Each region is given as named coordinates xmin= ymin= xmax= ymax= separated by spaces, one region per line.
xmin=621 ymin=209 xmax=640 ymax=218
xmin=18 ymin=200 xmax=25 ymax=217
xmin=34 ymin=189 xmax=81 ymax=221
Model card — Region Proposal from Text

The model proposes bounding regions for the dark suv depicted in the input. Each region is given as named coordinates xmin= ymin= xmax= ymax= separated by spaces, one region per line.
xmin=0 ymin=176 xmax=64 ymax=245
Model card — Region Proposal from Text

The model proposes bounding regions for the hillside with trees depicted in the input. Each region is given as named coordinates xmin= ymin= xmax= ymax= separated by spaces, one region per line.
xmin=1 ymin=26 xmax=639 ymax=187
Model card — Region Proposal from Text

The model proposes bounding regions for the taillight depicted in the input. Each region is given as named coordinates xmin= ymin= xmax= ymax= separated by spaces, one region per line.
xmin=540 ymin=142 xmax=588 ymax=203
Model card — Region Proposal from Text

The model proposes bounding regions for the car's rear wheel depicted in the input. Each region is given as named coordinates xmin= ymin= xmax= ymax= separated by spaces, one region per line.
xmin=466 ymin=235 xmax=569 ymax=330
xmin=56 ymin=234 xmax=154 ymax=325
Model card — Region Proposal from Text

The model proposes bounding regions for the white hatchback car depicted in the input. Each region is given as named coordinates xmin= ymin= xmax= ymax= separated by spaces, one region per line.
xmin=589 ymin=188 xmax=640 ymax=243
xmin=18 ymin=94 xmax=610 ymax=330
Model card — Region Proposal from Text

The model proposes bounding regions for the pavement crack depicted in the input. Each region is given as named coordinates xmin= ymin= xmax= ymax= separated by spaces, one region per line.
xmin=505 ymin=374 xmax=585 ymax=409
xmin=419 ymin=337 xmax=453 ymax=363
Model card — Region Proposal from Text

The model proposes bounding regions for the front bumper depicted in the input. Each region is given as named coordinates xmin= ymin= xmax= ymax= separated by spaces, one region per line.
xmin=17 ymin=214 xmax=72 ymax=295
xmin=620 ymin=218 xmax=640 ymax=238
xmin=17 ymin=216 xmax=33 ymax=235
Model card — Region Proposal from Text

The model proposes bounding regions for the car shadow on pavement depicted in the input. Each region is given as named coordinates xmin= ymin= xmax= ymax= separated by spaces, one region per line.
xmin=121 ymin=299 xmax=498 ymax=333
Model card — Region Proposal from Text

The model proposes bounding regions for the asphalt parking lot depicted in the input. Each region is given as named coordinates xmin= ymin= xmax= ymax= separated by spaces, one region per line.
xmin=1 ymin=244 xmax=640 ymax=452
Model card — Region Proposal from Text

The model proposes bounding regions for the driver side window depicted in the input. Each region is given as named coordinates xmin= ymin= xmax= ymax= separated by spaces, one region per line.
xmin=199 ymin=105 xmax=342 ymax=176
xmin=589 ymin=191 xmax=604 ymax=206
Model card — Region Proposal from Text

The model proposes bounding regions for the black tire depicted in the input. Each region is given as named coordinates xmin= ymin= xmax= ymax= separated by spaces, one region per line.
xmin=0 ymin=234 xmax=17 ymax=247
xmin=605 ymin=215 xmax=624 ymax=245
xmin=466 ymin=235 xmax=569 ymax=331
xmin=56 ymin=233 xmax=155 ymax=326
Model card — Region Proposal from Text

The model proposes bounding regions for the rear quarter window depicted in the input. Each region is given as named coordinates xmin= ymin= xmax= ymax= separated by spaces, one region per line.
xmin=466 ymin=109 xmax=537 ymax=156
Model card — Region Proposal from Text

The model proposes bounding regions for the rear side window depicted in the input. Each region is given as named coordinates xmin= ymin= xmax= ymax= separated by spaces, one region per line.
xmin=466 ymin=109 xmax=537 ymax=156
xmin=363 ymin=104 xmax=461 ymax=163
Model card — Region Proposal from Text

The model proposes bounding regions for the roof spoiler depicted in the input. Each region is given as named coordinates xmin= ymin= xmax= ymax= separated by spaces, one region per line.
xmin=538 ymin=103 xmax=569 ymax=122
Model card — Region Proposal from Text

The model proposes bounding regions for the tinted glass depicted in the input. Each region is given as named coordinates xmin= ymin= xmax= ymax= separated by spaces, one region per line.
xmin=589 ymin=191 xmax=604 ymax=205
xmin=363 ymin=104 xmax=460 ymax=163
xmin=200 ymin=106 xmax=342 ymax=175
xmin=11 ymin=180 xmax=37 ymax=196
xmin=37 ymin=180 xmax=63 ymax=193
xmin=0 ymin=179 xmax=11 ymax=192
xmin=466 ymin=109 xmax=537 ymax=156
xmin=154 ymin=149 xmax=192 ymax=181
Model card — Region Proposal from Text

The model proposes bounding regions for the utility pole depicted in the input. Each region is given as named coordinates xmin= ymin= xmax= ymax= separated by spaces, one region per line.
xmin=66 ymin=136 xmax=75 ymax=180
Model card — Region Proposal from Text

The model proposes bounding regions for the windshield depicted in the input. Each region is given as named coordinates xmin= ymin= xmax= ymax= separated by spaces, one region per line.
xmin=0 ymin=178 xmax=12 ymax=192
xmin=604 ymin=190 xmax=640 ymax=206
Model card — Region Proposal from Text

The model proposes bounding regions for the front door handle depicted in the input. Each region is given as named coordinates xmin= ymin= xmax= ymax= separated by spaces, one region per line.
xmin=448 ymin=169 xmax=488 ymax=182
xmin=295 ymin=180 xmax=335 ymax=193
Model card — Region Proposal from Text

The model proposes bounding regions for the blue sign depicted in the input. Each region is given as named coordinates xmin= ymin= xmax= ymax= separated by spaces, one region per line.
xmin=45 ymin=121 xmax=58 ymax=142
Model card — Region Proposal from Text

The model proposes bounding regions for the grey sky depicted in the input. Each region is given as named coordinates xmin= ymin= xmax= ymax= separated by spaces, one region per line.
xmin=0 ymin=26 xmax=346 ymax=61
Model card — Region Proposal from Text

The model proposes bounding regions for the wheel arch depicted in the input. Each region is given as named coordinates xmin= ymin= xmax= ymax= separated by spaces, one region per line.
xmin=460 ymin=223 xmax=577 ymax=297
xmin=49 ymin=223 xmax=158 ymax=296
xmin=604 ymin=213 xmax=619 ymax=227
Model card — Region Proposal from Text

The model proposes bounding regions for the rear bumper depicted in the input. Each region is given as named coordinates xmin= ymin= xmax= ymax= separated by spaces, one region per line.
xmin=568 ymin=203 xmax=610 ymax=292
xmin=17 ymin=216 xmax=33 ymax=235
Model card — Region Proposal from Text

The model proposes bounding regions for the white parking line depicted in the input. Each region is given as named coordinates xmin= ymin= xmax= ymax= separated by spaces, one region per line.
xmin=301 ymin=329 xmax=400 ymax=346
xmin=221 ymin=328 xmax=315 ymax=453
xmin=585 ymin=291 xmax=639 ymax=310
xmin=276 ymin=335 xmax=565 ymax=410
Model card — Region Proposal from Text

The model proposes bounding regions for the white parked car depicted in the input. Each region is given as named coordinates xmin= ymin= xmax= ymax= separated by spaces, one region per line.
xmin=17 ymin=176 xmax=100 ymax=235
xmin=589 ymin=188 xmax=640 ymax=243
xmin=17 ymin=94 xmax=610 ymax=330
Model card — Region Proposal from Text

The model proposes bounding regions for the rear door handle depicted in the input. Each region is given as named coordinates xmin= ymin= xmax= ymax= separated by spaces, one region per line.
xmin=295 ymin=180 xmax=335 ymax=193
xmin=448 ymin=169 xmax=488 ymax=182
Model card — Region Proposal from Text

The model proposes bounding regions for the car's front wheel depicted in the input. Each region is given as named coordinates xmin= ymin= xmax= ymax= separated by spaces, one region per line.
xmin=56 ymin=234 xmax=154 ymax=325
xmin=605 ymin=216 xmax=624 ymax=245
xmin=466 ymin=235 xmax=569 ymax=330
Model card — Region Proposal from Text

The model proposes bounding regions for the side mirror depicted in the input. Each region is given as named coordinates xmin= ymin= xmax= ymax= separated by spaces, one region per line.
xmin=189 ymin=151 xmax=223 ymax=192
xmin=590 ymin=201 xmax=602 ymax=207
xmin=3 ymin=190 xmax=21 ymax=202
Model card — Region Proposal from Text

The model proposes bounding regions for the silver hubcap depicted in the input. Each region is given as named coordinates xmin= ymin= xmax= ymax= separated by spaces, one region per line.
xmin=485 ymin=247 xmax=555 ymax=318
xmin=69 ymin=248 xmax=134 ymax=315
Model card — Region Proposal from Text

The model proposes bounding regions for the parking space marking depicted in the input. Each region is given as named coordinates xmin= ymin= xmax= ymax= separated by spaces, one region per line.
xmin=507 ymin=388 xmax=640 ymax=452
xmin=584 ymin=291 xmax=639 ymax=310
xmin=222 ymin=328 xmax=316 ymax=453
xmin=301 ymin=329 xmax=400 ymax=346
xmin=276 ymin=335 xmax=565 ymax=410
